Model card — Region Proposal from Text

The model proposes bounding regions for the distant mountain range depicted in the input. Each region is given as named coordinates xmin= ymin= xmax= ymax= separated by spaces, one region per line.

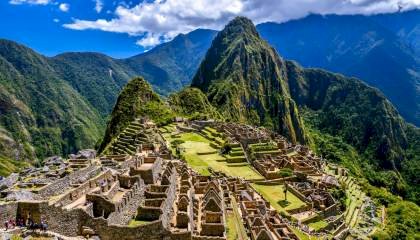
xmin=0 ymin=10 xmax=418 ymax=171
xmin=258 ymin=10 xmax=420 ymax=126
xmin=0 ymin=29 xmax=217 ymax=168
xmin=99 ymin=16 xmax=418 ymax=208
xmin=48 ymin=10 xmax=420 ymax=126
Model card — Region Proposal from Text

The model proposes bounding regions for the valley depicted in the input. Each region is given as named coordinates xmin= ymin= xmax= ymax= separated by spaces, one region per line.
xmin=0 ymin=13 xmax=419 ymax=240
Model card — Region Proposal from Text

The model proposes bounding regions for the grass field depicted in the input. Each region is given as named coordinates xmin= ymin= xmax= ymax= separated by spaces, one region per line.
xmin=226 ymin=213 xmax=239 ymax=240
xmin=290 ymin=227 xmax=321 ymax=240
xmin=308 ymin=220 xmax=329 ymax=231
xmin=251 ymin=183 xmax=307 ymax=212
xmin=0 ymin=156 xmax=29 ymax=176
xmin=165 ymin=132 xmax=262 ymax=179
xmin=128 ymin=219 xmax=153 ymax=227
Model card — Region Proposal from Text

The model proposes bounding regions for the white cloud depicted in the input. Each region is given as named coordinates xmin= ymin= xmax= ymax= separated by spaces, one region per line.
xmin=94 ymin=0 xmax=103 ymax=13
xmin=53 ymin=18 xmax=60 ymax=23
xmin=59 ymin=3 xmax=69 ymax=12
xmin=136 ymin=33 xmax=169 ymax=48
xmin=9 ymin=0 xmax=50 ymax=5
xmin=63 ymin=0 xmax=420 ymax=48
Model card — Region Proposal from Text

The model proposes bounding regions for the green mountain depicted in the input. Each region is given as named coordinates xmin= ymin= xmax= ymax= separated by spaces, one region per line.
xmin=257 ymin=11 xmax=420 ymax=126
xmin=286 ymin=63 xmax=407 ymax=167
xmin=49 ymin=52 xmax=135 ymax=116
xmin=285 ymin=62 xmax=419 ymax=200
xmin=191 ymin=17 xmax=306 ymax=144
xmin=191 ymin=17 xmax=419 ymax=203
xmin=98 ymin=77 xmax=173 ymax=153
xmin=0 ymin=39 xmax=104 ymax=172
xmin=168 ymin=87 xmax=222 ymax=120
xmin=0 ymin=31 xmax=216 ymax=172
xmin=46 ymin=29 xmax=217 ymax=118
xmin=124 ymin=29 xmax=217 ymax=96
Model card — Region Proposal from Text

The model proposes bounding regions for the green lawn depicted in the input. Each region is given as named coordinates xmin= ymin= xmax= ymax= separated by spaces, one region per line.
xmin=182 ymin=141 xmax=262 ymax=179
xmin=308 ymin=220 xmax=329 ymax=231
xmin=167 ymin=132 xmax=262 ymax=180
xmin=226 ymin=213 xmax=239 ymax=240
xmin=251 ymin=183 xmax=307 ymax=212
xmin=290 ymin=227 xmax=321 ymax=240
xmin=128 ymin=219 xmax=152 ymax=227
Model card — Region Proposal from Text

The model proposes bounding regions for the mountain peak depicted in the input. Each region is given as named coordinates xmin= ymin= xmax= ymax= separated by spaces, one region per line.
xmin=191 ymin=17 xmax=306 ymax=144
xmin=223 ymin=16 xmax=259 ymax=36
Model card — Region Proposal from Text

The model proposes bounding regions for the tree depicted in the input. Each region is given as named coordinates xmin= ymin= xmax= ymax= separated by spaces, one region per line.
xmin=278 ymin=168 xmax=293 ymax=200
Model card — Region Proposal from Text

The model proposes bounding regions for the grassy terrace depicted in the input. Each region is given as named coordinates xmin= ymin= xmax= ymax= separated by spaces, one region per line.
xmin=164 ymin=132 xmax=262 ymax=179
xmin=290 ymin=227 xmax=321 ymax=240
xmin=251 ymin=183 xmax=307 ymax=212
xmin=128 ymin=219 xmax=153 ymax=227
xmin=308 ymin=220 xmax=329 ymax=231
xmin=226 ymin=213 xmax=239 ymax=240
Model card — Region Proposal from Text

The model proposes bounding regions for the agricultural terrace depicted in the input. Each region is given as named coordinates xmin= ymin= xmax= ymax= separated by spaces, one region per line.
xmin=162 ymin=126 xmax=263 ymax=180
xmin=251 ymin=183 xmax=308 ymax=213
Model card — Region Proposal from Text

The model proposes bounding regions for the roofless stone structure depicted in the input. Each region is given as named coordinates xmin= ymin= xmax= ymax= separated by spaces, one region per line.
xmin=0 ymin=118 xmax=379 ymax=239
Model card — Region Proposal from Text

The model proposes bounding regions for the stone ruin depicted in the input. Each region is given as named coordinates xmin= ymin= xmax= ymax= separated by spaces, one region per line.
xmin=0 ymin=119 xmax=361 ymax=240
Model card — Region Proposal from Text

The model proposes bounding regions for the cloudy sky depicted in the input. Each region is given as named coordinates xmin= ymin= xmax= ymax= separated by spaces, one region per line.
xmin=1 ymin=0 xmax=419 ymax=57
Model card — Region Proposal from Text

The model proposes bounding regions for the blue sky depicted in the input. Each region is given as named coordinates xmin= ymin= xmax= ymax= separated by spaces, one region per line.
xmin=1 ymin=0 xmax=419 ymax=58
xmin=0 ymin=0 xmax=145 ymax=57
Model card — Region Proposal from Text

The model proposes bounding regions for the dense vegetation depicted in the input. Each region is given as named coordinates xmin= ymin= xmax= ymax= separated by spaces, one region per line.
xmin=50 ymin=52 xmax=135 ymax=116
xmin=304 ymin=118 xmax=420 ymax=239
xmin=191 ymin=17 xmax=307 ymax=144
xmin=168 ymin=87 xmax=222 ymax=120
xmin=0 ymin=39 xmax=103 ymax=172
xmin=98 ymin=77 xmax=174 ymax=153
xmin=0 ymin=30 xmax=216 ymax=171
xmin=291 ymin=65 xmax=419 ymax=203
xmin=123 ymin=29 xmax=217 ymax=96
xmin=258 ymin=9 xmax=420 ymax=126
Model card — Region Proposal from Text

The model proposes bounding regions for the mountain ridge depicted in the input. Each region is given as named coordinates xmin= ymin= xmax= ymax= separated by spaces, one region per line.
xmin=0 ymin=39 xmax=104 ymax=169
xmin=189 ymin=16 xmax=418 ymax=204
xmin=191 ymin=17 xmax=307 ymax=144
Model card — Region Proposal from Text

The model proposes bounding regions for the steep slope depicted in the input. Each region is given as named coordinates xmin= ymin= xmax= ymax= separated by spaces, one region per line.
xmin=98 ymin=77 xmax=173 ymax=153
xmin=0 ymin=39 xmax=103 ymax=168
xmin=124 ymin=29 xmax=217 ymax=96
xmin=47 ymin=29 xmax=217 ymax=117
xmin=286 ymin=62 xmax=407 ymax=165
xmin=168 ymin=87 xmax=222 ymax=120
xmin=285 ymin=60 xmax=419 ymax=201
xmin=50 ymin=52 xmax=135 ymax=116
xmin=191 ymin=17 xmax=306 ymax=144
xmin=371 ymin=9 xmax=420 ymax=55
xmin=189 ymin=16 xmax=418 ymax=202
xmin=257 ymin=13 xmax=420 ymax=126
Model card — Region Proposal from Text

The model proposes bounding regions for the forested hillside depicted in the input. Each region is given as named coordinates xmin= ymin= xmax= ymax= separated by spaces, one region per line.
xmin=0 ymin=39 xmax=103 ymax=173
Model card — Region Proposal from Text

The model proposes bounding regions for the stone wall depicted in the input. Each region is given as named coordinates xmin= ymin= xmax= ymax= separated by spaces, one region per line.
xmin=161 ymin=169 xmax=177 ymax=228
xmin=285 ymin=184 xmax=310 ymax=204
xmin=0 ymin=202 xmax=17 ymax=224
xmin=86 ymin=194 xmax=116 ymax=218
xmin=54 ymin=170 xmax=114 ymax=207
xmin=170 ymin=231 xmax=192 ymax=240
xmin=38 ymin=165 xmax=101 ymax=198
xmin=109 ymin=180 xmax=145 ymax=225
